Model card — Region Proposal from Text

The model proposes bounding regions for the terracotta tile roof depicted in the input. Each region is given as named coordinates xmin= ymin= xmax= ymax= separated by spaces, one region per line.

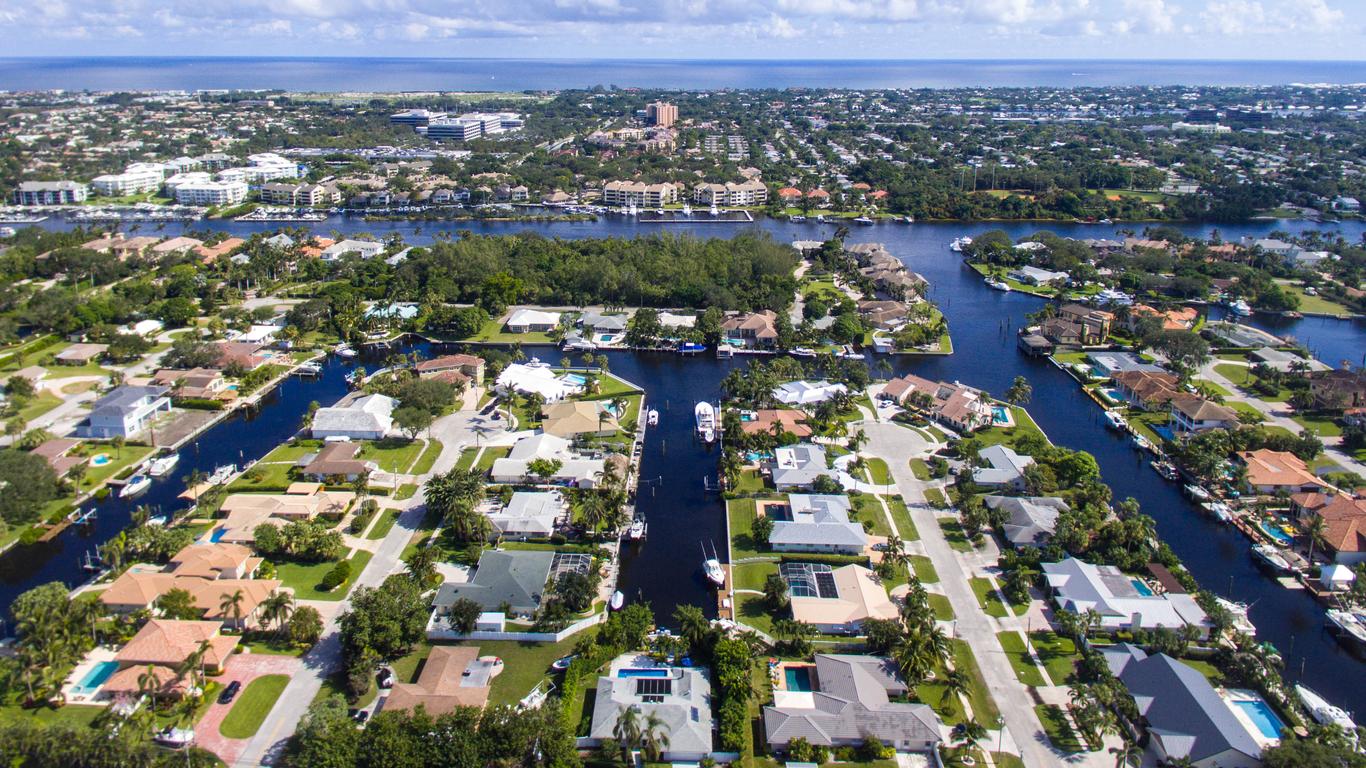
xmin=115 ymin=619 xmax=239 ymax=669
xmin=414 ymin=354 xmax=484 ymax=373
xmin=1239 ymin=449 xmax=1329 ymax=491
xmin=102 ymin=663 xmax=188 ymax=697
xmin=167 ymin=543 xmax=257 ymax=580
xmin=384 ymin=645 xmax=492 ymax=715
xmin=1318 ymin=496 xmax=1366 ymax=554
xmin=739 ymin=409 xmax=812 ymax=438
xmin=101 ymin=572 xmax=179 ymax=609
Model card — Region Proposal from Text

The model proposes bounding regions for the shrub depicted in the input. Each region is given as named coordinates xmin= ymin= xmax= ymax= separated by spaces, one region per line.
xmin=320 ymin=559 xmax=352 ymax=591
xmin=349 ymin=510 xmax=375 ymax=534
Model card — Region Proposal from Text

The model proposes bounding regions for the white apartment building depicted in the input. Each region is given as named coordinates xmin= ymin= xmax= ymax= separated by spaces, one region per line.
xmin=173 ymin=179 xmax=249 ymax=206
xmin=693 ymin=180 xmax=768 ymax=206
xmin=602 ymin=180 xmax=678 ymax=207
xmin=424 ymin=112 xmax=522 ymax=142
xmin=91 ymin=163 xmax=166 ymax=196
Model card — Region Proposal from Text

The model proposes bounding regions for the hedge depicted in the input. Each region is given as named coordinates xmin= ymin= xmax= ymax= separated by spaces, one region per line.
xmin=777 ymin=553 xmax=870 ymax=567
xmin=319 ymin=560 xmax=352 ymax=591
xmin=177 ymin=398 xmax=226 ymax=411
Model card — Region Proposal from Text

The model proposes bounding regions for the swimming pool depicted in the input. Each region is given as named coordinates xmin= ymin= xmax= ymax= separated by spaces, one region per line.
xmin=992 ymin=406 xmax=1009 ymax=421
xmin=562 ymin=373 xmax=587 ymax=386
xmin=784 ymin=666 xmax=814 ymax=692
xmin=1130 ymin=579 xmax=1154 ymax=596
xmin=209 ymin=527 xmax=227 ymax=543
xmin=89 ymin=453 xmax=111 ymax=467
xmin=73 ymin=661 xmax=118 ymax=695
xmin=1257 ymin=521 xmax=1294 ymax=546
xmin=1231 ymin=698 xmax=1286 ymax=739
xmin=617 ymin=668 xmax=668 ymax=678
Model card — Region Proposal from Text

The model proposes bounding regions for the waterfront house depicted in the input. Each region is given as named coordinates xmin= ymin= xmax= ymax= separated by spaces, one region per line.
xmin=432 ymin=549 xmax=555 ymax=618
xmin=485 ymin=491 xmax=565 ymax=539
xmin=31 ymin=438 xmax=86 ymax=477
xmin=1008 ymin=265 xmax=1069 ymax=286
xmin=320 ymin=239 xmax=384 ymax=261
xmin=489 ymin=433 xmax=613 ymax=488
xmin=1307 ymin=369 xmax=1366 ymax=412
xmin=858 ymin=300 xmax=910 ymax=330
xmin=504 ymin=308 xmax=562 ymax=334
xmin=215 ymin=341 xmax=270 ymax=370
xmin=1112 ymin=370 xmax=1182 ymax=409
xmin=1247 ymin=348 xmax=1326 ymax=373
xmin=784 ymin=562 xmax=899 ymax=634
xmin=1039 ymin=317 xmax=1089 ymax=347
xmin=1087 ymin=351 xmax=1164 ymax=380
xmin=150 ymin=368 xmax=234 ymax=402
xmin=495 ymin=361 xmax=583 ymax=402
xmin=150 ymin=237 xmax=205 ymax=258
xmin=880 ymin=375 xmax=993 ymax=432
xmin=381 ymin=646 xmax=493 ymax=715
xmin=1169 ymin=395 xmax=1240 ymax=433
xmin=311 ymin=393 xmax=397 ymax=440
xmin=415 ymin=354 xmax=485 ymax=386
xmin=77 ymin=385 xmax=172 ymax=439
xmin=104 ymin=620 xmax=240 ymax=698
xmin=216 ymin=484 xmax=353 ymax=544
xmin=985 ymin=495 xmax=1069 ymax=548
xmin=1042 ymin=558 xmax=1210 ymax=637
xmin=773 ymin=380 xmax=848 ymax=406
xmin=720 ymin=310 xmax=780 ymax=349
xmin=1237 ymin=449 xmax=1330 ymax=495
xmin=1128 ymin=304 xmax=1199 ymax=332
xmin=1102 ymin=645 xmax=1264 ymax=767
xmin=1058 ymin=303 xmax=1114 ymax=339
xmin=541 ymin=400 xmax=619 ymax=438
xmin=763 ymin=654 xmax=941 ymax=754
xmin=195 ymin=237 xmax=245 ymax=265
xmin=298 ymin=441 xmax=377 ymax=482
xmin=739 ymin=409 xmax=812 ymax=439
xmin=99 ymin=570 xmax=279 ymax=630
xmin=587 ymin=657 xmax=714 ymax=762
xmin=1291 ymin=492 xmax=1366 ymax=565
xmin=768 ymin=494 xmax=868 ymax=555
xmin=972 ymin=445 xmax=1035 ymax=491
xmin=769 ymin=444 xmax=835 ymax=490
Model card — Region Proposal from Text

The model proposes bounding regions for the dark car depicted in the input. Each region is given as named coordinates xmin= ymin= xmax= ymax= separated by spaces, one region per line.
xmin=376 ymin=668 xmax=394 ymax=689
xmin=218 ymin=680 xmax=242 ymax=705
xmin=353 ymin=709 xmax=370 ymax=724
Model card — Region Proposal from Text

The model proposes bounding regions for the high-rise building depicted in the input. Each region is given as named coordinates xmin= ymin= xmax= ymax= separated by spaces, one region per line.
xmin=646 ymin=101 xmax=678 ymax=128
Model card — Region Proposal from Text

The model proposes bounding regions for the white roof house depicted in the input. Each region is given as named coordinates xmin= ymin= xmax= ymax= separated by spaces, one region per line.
xmin=1042 ymin=557 xmax=1210 ymax=637
xmin=774 ymin=380 xmax=848 ymax=406
xmin=769 ymin=495 xmax=868 ymax=555
xmin=770 ymin=444 xmax=835 ymax=490
xmin=486 ymin=491 xmax=565 ymax=539
xmin=320 ymin=239 xmax=384 ymax=261
xmin=311 ymin=394 xmax=397 ymax=440
xmin=658 ymin=312 xmax=697 ymax=329
xmin=495 ymin=361 xmax=583 ymax=402
xmin=489 ymin=433 xmax=607 ymax=488
xmin=972 ymin=445 xmax=1035 ymax=490
xmin=504 ymin=308 xmax=561 ymax=333
xmin=587 ymin=658 xmax=714 ymax=762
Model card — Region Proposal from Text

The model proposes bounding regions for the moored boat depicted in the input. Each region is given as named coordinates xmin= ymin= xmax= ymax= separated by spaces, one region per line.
xmin=609 ymin=591 xmax=624 ymax=611
xmin=628 ymin=519 xmax=647 ymax=540
xmin=1150 ymin=460 xmax=1179 ymax=481
xmin=148 ymin=453 xmax=180 ymax=477
xmin=1214 ymin=597 xmax=1256 ymax=636
xmin=790 ymin=347 xmax=817 ymax=358
xmin=646 ymin=409 xmax=659 ymax=426
xmin=208 ymin=464 xmax=237 ymax=485
xmin=695 ymin=402 xmax=716 ymax=441
xmin=702 ymin=542 xmax=725 ymax=587
xmin=120 ymin=474 xmax=151 ymax=498
xmin=985 ymin=278 xmax=1011 ymax=292
xmin=1295 ymin=684 xmax=1356 ymax=731
xmin=949 ymin=236 xmax=973 ymax=252
xmin=1251 ymin=543 xmax=1292 ymax=573
xmin=1184 ymin=484 xmax=1211 ymax=501
xmin=1228 ymin=299 xmax=1252 ymax=317
xmin=1103 ymin=410 xmax=1127 ymax=431
xmin=1326 ymin=609 xmax=1366 ymax=649
xmin=852 ymin=216 xmax=875 ymax=224
xmin=1203 ymin=502 xmax=1234 ymax=523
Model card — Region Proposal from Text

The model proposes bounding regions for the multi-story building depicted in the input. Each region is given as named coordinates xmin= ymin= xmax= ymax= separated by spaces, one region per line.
xmin=12 ymin=181 xmax=88 ymax=205
xmin=260 ymin=182 xmax=339 ymax=207
xmin=424 ymin=112 xmax=522 ymax=142
xmin=91 ymin=163 xmax=166 ymax=196
xmin=390 ymin=108 xmax=446 ymax=126
xmin=692 ymin=179 xmax=768 ymax=206
xmin=646 ymin=101 xmax=678 ymax=128
xmin=173 ymin=179 xmax=249 ymax=206
xmin=601 ymin=180 xmax=678 ymax=207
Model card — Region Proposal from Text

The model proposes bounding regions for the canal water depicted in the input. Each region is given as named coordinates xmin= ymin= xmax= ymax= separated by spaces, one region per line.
xmin=8 ymin=214 xmax=1366 ymax=715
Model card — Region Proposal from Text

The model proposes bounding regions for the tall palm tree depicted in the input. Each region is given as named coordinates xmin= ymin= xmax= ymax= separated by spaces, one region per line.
xmin=260 ymin=591 xmax=295 ymax=637
xmin=612 ymin=705 xmax=643 ymax=762
xmin=641 ymin=712 xmax=672 ymax=762
xmin=939 ymin=668 xmax=970 ymax=717
xmin=1303 ymin=514 xmax=1328 ymax=565
xmin=1109 ymin=739 xmax=1142 ymax=768
xmin=218 ymin=590 xmax=246 ymax=631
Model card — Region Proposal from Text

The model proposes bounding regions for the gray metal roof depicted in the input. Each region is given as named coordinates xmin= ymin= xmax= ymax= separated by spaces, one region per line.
xmin=90 ymin=385 xmax=169 ymax=416
xmin=589 ymin=666 xmax=713 ymax=757
xmin=433 ymin=549 xmax=554 ymax=614
xmin=771 ymin=495 xmax=867 ymax=549
xmin=763 ymin=655 xmax=941 ymax=750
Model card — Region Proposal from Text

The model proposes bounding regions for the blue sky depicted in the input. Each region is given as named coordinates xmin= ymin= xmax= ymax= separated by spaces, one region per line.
xmin=1 ymin=0 xmax=1361 ymax=59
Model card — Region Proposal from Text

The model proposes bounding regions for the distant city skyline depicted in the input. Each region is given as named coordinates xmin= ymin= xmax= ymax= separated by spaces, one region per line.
xmin=0 ymin=0 xmax=1361 ymax=60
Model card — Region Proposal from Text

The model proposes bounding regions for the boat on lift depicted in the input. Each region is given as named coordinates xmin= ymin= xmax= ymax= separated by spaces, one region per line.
xmin=702 ymin=542 xmax=725 ymax=587
xmin=790 ymin=215 xmax=806 ymax=222
xmin=148 ymin=453 xmax=180 ymax=477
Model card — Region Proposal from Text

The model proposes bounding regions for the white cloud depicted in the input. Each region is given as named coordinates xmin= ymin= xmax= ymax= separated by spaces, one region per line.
xmin=1200 ymin=0 xmax=1264 ymax=35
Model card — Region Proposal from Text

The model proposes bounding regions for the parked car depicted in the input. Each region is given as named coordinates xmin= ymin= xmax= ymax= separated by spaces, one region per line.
xmin=376 ymin=667 xmax=394 ymax=689
xmin=218 ymin=680 xmax=242 ymax=704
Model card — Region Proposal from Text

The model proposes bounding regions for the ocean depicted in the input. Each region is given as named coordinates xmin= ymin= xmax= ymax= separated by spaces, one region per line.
xmin=2 ymin=57 xmax=1366 ymax=92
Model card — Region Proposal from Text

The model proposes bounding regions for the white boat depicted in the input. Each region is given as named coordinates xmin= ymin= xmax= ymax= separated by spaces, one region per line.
xmin=628 ymin=519 xmax=647 ymax=540
xmin=1103 ymin=410 xmax=1127 ymax=431
xmin=1203 ymin=502 xmax=1234 ymax=523
xmin=701 ymin=427 xmax=715 ymax=444
xmin=1150 ymin=460 xmax=1179 ymax=481
xmin=147 ymin=515 xmax=168 ymax=527
xmin=1229 ymin=299 xmax=1252 ymax=317
xmin=551 ymin=655 xmax=577 ymax=671
xmin=709 ymin=204 xmax=719 ymax=217
xmin=702 ymin=543 xmax=725 ymax=587
xmin=903 ymin=216 xmax=915 ymax=224
xmin=147 ymin=453 xmax=179 ymax=477
xmin=1295 ymin=685 xmax=1356 ymax=731
xmin=1251 ymin=543 xmax=1291 ymax=573
xmin=790 ymin=347 xmax=817 ymax=358
xmin=609 ymin=591 xmax=625 ymax=611
xmin=986 ymin=278 xmax=1011 ymax=292
xmin=646 ymin=409 xmax=659 ymax=426
xmin=295 ymin=361 xmax=323 ymax=375
xmin=1215 ymin=597 xmax=1256 ymax=636
xmin=334 ymin=343 xmax=358 ymax=358
xmin=208 ymin=464 xmax=237 ymax=485
xmin=1132 ymin=434 xmax=1152 ymax=452
xmin=120 ymin=474 xmax=151 ymax=498
xmin=682 ymin=204 xmax=693 ymax=217
xmin=695 ymin=402 xmax=716 ymax=438
xmin=838 ymin=345 xmax=863 ymax=360
xmin=154 ymin=727 xmax=195 ymax=748
xmin=853 ymin=216 xmax=875 ymax=224
xmin=949 ymin=236 xmax=973 ymax=252
xmin=627 ymin=203 xmax=639 ymax=216
xmin=1327 ymin=609 xmax=1366 ymax=649
xmin=1184 ymin=484 xmax=1211 ymax=501
xmin=790 ymin=215 xmax=806 ymax=222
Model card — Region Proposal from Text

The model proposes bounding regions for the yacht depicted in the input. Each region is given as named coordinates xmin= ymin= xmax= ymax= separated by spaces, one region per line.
xmin=790 ymin=347 xmax=817 ymax=358
xmin=120 ymin=474 xmax=151 ymax=498
xmin=986 ymin=278 xmax=1011 ymax=292
xmin=1228 ymin=299 xmax=1253 ymax=317
xmin=627 ymin=203 xmax=639 ymax=217
xmin=208 ymin=464 xmax=237 ymax=485
xmin=646 ymin=409 xmax=659 ymax=427
xmin=148 ymin=453 xmax=180 ymax=478
xmin=1103 ymin=410 xmax=1127 ymax=431
xmin=852 ymin=216 xmax=875 ymax=224
xmin=949 ymin=236 xmax=973 ymax=252
xmin=702 ymin=542 xmax=725 ymax=587
xmin=1184 ymin=484 xmax=1211 ymax=501
xmin=1214 ymin=598 xmax=1256 ymax=636
xmin=609 ymin=591 xmax=625 ymax=611
xmin=1251 ymin=543 xmax=1292 ymax=573
xmin=695 ymin=402 xmax=716 ymax=440
xmin=1295 ymin=685 xmax=1356 ymax=731
xmin=1203 ymin=502 xmax=1234 ymax=523
xmin=790 ymin=215 xmax=806 ymax=222
xmin=1327 ymin=609 xmax=1366 ymax=649
xmin=334 ymin=343 xmax=358 ymax=359
xmin=1132 ymin=434 xmax=1152 ymax=452
xmin=1096 ymin=288 xmax=1134 ymax=306
xmin=628 ymin=519 xmax=647 ymax=540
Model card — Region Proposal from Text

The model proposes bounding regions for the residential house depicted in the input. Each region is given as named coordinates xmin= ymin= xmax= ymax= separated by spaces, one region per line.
xmin=104 ymin=620 xmax=240 ymax=698
xmin=31 ymin=438 xmax=86 ymax=477
xmin=504 ymin=308 xmax=561 ymax=333
xmin=587 ymin=658 xmax=714 ymax=762
xmin=298 ymin=441 xmax=377 ymax=482
xmin=77 ymin=385 xmax=171 ymax=438
xmin=54 ymin=343 xmax=107 ymax=365
xmin=764 ymin=654 xmax=941 ymax=754
xmin=432 ymin=549 xmax=555 ymax=618
xmin=150 ymin=368 xmax=234 ymax=402
xmin=1058 ymin=304 xmax=1114 ymax=339
xmin=739 ymin=409 xmax=812 ymax=439
xmin=320 ymin=239 xmax=384 ymax=261
xmin=769 ymin=444 xmax=836 ymax=490
xmin=1308 ymin=370 xmax=1366 ymax=412
xmin=195 ymin=237 xmax=245 ymax=265
xmin=150 ymin=237 xmax=205 ymax=258
xmin=495 ymin=361 xmax=583 ymax=402
xmin=414 ymin=354 xmax=485 ymax=386
xmin=1238 ymin=449 xmax=1330 ymax=495
xmin=985 ymin=495 xmax=1069 ymax=548
xmin=1102 ymin=645 xmax=1264 ymax=767
xmin=1169 ymin=395 xmax=1240 ymax=433
xmin=721 ymin=310 xmax=780 ymax=349
xmin=490 ymin=433 xmax=614 ymax=488
xmin=1128 ymin=304 xmax=1199 ymax=332
xmin=541 ymin=400 xmax=619 ymax=438
xmin=1039 ymin=317 xmax=1092 ymax=347
xmin=1112 ymin=370 xmax=1182 ymax=410
xmin=311 ymin=394 xmax=397 ymax=440
xmin=972 ymin=445 xmax=1035 ymax=491
xmin=1008 ymin=265 xmax=1069 ymax=286
xmin=382 ymin=646 xmax=493 ymax=715
xmin=215 ymin=341 xmax=270 ymax=370
xmin=1042 ymin=558 xmax=1210 ymax=636
xmin=485 ymin=491 xmax=566 ymax=539
xmin=857 ymin=300 xmax=909 ymax=330
xmin=215 ymin=483 xmax=353 ymax=544
xmin=768 ymin=494 xmax=868 ymax=555
xmin=784 ymin=562 xmax=899 ymax=633
xmin=1291 ymin=492 xmax=1366 ymax=565
xmin=773 ymin=380 xmax=848 ymax=406
xmin=880 ymin=375 xmax=994 ymax=432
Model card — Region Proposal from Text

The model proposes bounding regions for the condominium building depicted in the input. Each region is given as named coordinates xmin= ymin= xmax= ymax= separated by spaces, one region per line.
xmin=172 ymin=179 xmax=249 ymax=206
xmin=646 ymin=101 xmax=678 ymax=128
xmin=692 ymin=179 xmax=768 ymax=206
xmin=12 ymin=181 xmax=88 ymax=205
xmin=602 ymin=180 xmax=678 ymax=207
xmin=260 ymin=182 xmax=339 ymax=207
xmin=91 ymin=163 xmax=166 ymax=196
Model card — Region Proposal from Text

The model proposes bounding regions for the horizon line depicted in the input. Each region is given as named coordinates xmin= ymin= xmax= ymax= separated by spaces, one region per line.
xmin=3 ymin=55 xmax=1366 ymax=64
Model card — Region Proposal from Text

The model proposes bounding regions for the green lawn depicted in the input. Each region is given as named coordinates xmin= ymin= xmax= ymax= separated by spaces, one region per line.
xmin=16 ymin=391 xmax=62 ymax=422
xmin=274 ymin=549 xmax=373 ymax=601
xmin=358 ymin=438 xmax=425 ymax=473
xmin=261 ymin=439 xmax=324 ymax=463
xmin=973 ymin=405 xmax=1047 ymax=451
xmin=1229 ymin=402 xmax=1266 ymax=425
xmin=219 ymin=674 xmax=290 ymax=739
xmin=997 ymin=632 xmax=1047 ymax=688
xmin=1215 ymin=364 xmax=1290 ymax=402
xmin=733 ymin=468 xmax=767 ymax=493
xmin=228 ymin=462 xmax=295 ymax=491
xmin=924 ymin=487 xmax=947 ymax=509
xmin=909 ymin=555 xmax=939 ymax=583
xmin=737 ymin=592 xmax=775 ymax=636
xmin=727 ymin=499 xmax=770 ymax=561
xmin=1292 ymin=413 xmax=1343 ymax=438
xmin=909 ymin=459 xmax=931 ymax=481
xmin=928 ymin=592 xmax=954 ymax=621
xmin=951 ymin=639 xmax=999 ymax=723
xmin=365 ymin=509 xmax=400 ymax=540
xmin=864 ymin=457 xmax=892 ymax=485
xmin=412 ymin=439 xmax=443 ymax=474
xmin=474 ymin=446 xmax=511 ymax=474
xmin=470 ymin=317 xmax=553 ymax=344
xmin=1030 ymin=632 xmax=1079 ymax=686
xmin=444 ymin=634 xmax=588 ymax=707
xmin=851 ymin=494 xmax=893 ymax=537
xmin=1035 ymin=704 xmax=1084 ymax=753
xmin=991 ymin=754 xmax=1026 ymax=768
xmin=0 ymin=701 xmax=104 ymax=730
xmin=970 ymin=577 xmax=1026 ymax=618
xmin=939 ymin=518 xmax=973 ymax=552
xmin=886 ymin=496 xmax=919 ymax=540
xmin=1181 ymin=658 xmax=1226 ymax=685
xmin=454 ymin=447 xmax=479 ymax=471
xmin=732 ymin=561 xmax=778 ymax=593
xmin=395 ymin=484 xmax=418 ymax=500
xmin=1279 ymin=283 xmax=1353 ymax=316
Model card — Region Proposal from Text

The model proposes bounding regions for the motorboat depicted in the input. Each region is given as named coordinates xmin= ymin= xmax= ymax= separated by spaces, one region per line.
xmin=1103 ymin=410 xmax=1127 ymax=431
xmin=1295 ymin=685 xmax=1356 ymax=731
xmin=208 ymin=464 xmax=237 ymax=485
xmin=551 ymin=655 xmax=577 ymax=671
xmin=790 ymin=215 xmax=806 ymax=222
xmin=790 ymin=347 xmax=817 ymax=358
xmin=1214 ymin=598 xmax=1256 ymax=636
xmin=682 ymin=204 xmax=693 ymax=217
xmin=1228 ymin=299 xmax=1252 ymax=317
xmin=334 ymin=343 xmax=358 ymax=358
xmin=628 ymin=519 xmax=647 ymax=540
xmin=295 ymin=361 xmax=323 ymax=375
xmin=609 ymin=591 xmax=625 ymax=611
xmin=1132 ymin=434 xmax=1152 ymax=452
xmin=120 ymin=474 xmax=151 ymax=498
xmin=1327 ymin=609 xmax=1366 ymax=649
xmin=949 ymin=236 xmax=973 ymax=252
xmin=986 ymin=278 xmax=1011 ymax=292
xmin=903 ymin=216 xmax=915 ymax=224
xmin=1150 ymin=460 xmax=1179 ymax=481
xmin=153 ymin=727 xmax=195 ymax=748
xmin=148 ymin=453 xmax=180 ymax=477
xmin=676 ymin=342 xmax=706 ymax=355
xmin=1184 ymin=484 xmax=1211 ymax=501
xmin=646 ymin=409 xmax=659 ymax=427
xmin=1251 ymin=543 xmax=1292 ymax=573
xmin=695 ymin=402 xmax=716 ymax=440
xmin=1203 ymin=502 xmax=1234 ymax=523
xmin=838 ymin=345 xmax=863 ymax=360
xmin=146 ymin=515 xmax=168 ymax=527
xmin=709 ymin=204 xmax=720 ymax=217
xmin=852 ymin=216 xmax=875 ymax=224
xmin=702 ymin=542 xmax=725 ymax=587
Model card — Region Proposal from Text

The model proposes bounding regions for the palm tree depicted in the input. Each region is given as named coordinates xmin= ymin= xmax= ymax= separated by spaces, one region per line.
xmin=958 ymin=717 xmax=987 ymax=749
xmin=218 ymin=589 xmax=246 ymax=631
xmin=939 ymin=668 xmax=970 ymax=717
xmin=673 ymin=604 xmax=710 ymax=651
xmin=640 ymin=711 xmax=672 ymax=762
xmin=612 ymin=705 xmax=643 ymax=762
xmin=1109 ymin=739 xmax=1142 ymax=768
xmin=260 ymin=591 xmax=294 ymax=637
xmin=1303 ymin=514 xmax=1328 ymax=565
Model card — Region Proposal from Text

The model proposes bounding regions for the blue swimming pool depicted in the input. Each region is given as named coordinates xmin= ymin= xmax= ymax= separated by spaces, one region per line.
xmin=617 ymin=668 xmax=668 ymax=678
xmin=209 ymin=527 xmax=227 ymax=543
xmin=1257 ymin=521 xmax=1294 ymax=546
xmin=784 ymin=666 xmax=814 ymax=692
xmin=992 ymin=406 xmax=1009 ymax=420
xmin=73 ymin=661 xmax=118 ymax=694
xmin=562 ymin=373 xmax=587 ymax=386
xmin=1232 ymin=698 xmax=1286 ymax=739
xmin=1131 ymin=579 xmax=1154 ymax=596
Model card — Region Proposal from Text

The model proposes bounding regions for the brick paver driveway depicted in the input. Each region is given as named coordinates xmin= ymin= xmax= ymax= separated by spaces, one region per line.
xmin=196 ymin=651 xmax=303 ymax=765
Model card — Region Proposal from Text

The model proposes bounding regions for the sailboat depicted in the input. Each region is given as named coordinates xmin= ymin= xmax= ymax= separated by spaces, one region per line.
xmin=702 ymin=542 xmax=725 ymax=587
xmin=1296 ymin=685 xmax=1357 ymax=731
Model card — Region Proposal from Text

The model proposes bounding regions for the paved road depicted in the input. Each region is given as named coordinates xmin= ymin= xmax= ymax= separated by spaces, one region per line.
xmin=859 ymin=420 xmax=1109 ymax=768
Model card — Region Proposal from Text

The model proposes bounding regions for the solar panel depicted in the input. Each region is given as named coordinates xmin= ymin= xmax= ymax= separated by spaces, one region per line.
xmin=636 ymin=678 xmax=672 ymax=697
xmin=814 ymin=571 xmax=839 ymax=598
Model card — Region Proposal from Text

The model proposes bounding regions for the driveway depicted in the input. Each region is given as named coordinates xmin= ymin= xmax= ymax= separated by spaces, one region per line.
xmin=196 ymin=652 xmax=303 ymax=766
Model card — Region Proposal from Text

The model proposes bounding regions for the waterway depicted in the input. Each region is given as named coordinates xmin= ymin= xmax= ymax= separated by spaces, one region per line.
xmin=6 ymin=214 xmax=1366 ymax=715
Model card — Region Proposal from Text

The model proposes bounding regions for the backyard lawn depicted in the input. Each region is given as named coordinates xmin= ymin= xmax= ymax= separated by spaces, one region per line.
xmin=358 ymin=438 xmax=425 ymax=473
xmin=17 ymin=391 xmax=62 ymax=421
xmin=219 ymin=674 xmax=290 ymax=739
xmin=851 ymin=494 xmax=892 ymax=537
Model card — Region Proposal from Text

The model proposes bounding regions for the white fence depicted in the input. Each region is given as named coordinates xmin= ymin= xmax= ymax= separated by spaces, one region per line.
xmin=426 ymin=610 xmax=605 ymax=643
